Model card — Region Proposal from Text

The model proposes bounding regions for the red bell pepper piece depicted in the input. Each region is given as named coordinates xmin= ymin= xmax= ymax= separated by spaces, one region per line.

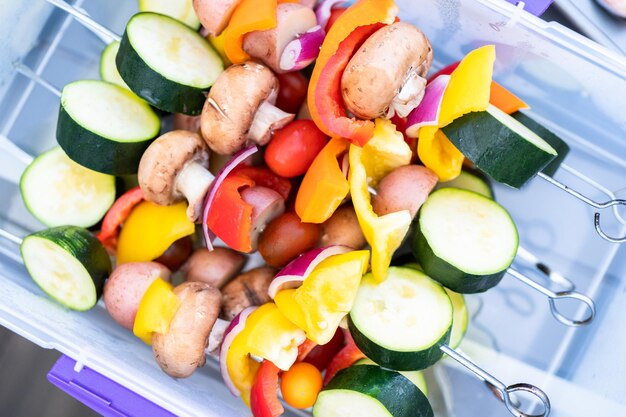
xmin=428 ymin=62 xmax=528 ymax=115
xmin=206 ymin=173 xmax=255 ymax=252
xmin=250 ymin=360 xmax=284 ymax=417
xmin=312 ymin=23 xmax=384 ymax=147
xmin=304 ymin=329 xmax=345 ymax=371
xmin=323 ymin=330 xmax=365 ymax=385
xmin=297 ymin=339 xmax=318 ymax=362
xmin=97 ymin=186 xmax=144 ymax=251
xmin=231 ymin=166 xmax=292 ymax=201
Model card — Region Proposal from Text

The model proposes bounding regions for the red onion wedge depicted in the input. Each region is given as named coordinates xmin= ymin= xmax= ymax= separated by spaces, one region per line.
xmin=241 ymin=186 xmax=286 ymax=251
xmin=280 ymin=25 xmax=325 ymax=72
xmin=268 ymin=245 xmax=352 ymax=299
xmin=315 ymin=0 xmax=346 ymax=29
xmin=405 ymin=74 xmax=450 ymax=138
xmin=202 ymin=146 xmax=258 ymax=250
xmin=219 ymin=306 xmax=257 ymax=396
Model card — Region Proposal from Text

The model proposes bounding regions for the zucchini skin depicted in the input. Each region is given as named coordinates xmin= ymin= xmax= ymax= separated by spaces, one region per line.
xmin=57 ymin=104 xmax=156 ymax=175
xmin=349 ymin=317 xmax=450 ymax=371
xmin=321 ymin=365 xmax=434 ymax=417
xmin=512 ymin=112 xmax=570 ymax=177
xmin=412 ymin=225 xmax=506 ymax=294
xmin=442 ymin=111 xmax=555 ymax=189
xmin=116 ymin=22 xmax=208 ymax=115
xmin=22 ymin=226 xmax=112 ymax=309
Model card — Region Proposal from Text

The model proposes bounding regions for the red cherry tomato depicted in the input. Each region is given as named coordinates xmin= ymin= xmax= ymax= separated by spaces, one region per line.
xmin=265 ymin=120 xmax=328 ymax=178
xmin=276 ymin=72 xmax=309 ymax=114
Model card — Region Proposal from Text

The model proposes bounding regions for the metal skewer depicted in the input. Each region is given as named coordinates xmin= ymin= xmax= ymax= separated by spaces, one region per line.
xmin=45 ymin=0 xmax=121 ymax=43
xmin=440 ymin=345 xmax=551 ymax=417
xmin=538 ymin=172 xmax=626 ymax=243
xmin=516 ymin=246 xmax=575 ymax=292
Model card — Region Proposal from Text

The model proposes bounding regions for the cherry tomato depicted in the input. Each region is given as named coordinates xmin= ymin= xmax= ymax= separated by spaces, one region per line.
xmin=258 ymin=212 xmax=320 ymax=267
xmin=280 ymin=362 xmax=323 ymax=409
xmin=325 ymin=7 xmax=347 ymax=32
xmin=265 ymin=120 xmax=328 ymax=178
xmin=276 ymin=72 xmax=309 ymax=114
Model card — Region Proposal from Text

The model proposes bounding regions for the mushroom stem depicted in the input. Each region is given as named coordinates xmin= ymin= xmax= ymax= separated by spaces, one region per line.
xmin=387 ymin=69 xmax=427 ymax=119
xmin=176 ymin=160 xmax=216 ymax=222
xmin=205 ymin=318 xmax=230 ymax=357
xmin=248 ymin=101 xmax=295 ymax=145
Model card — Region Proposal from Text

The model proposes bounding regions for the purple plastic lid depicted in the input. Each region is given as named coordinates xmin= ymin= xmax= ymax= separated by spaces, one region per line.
xmin=48 ymin=355 xmax=175 ymax=417
xmin=504 ymin=0 xmax=554 ymax=16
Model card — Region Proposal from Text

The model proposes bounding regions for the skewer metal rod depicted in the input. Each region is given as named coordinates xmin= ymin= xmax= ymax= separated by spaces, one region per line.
xmin=0 ymin=228 xmax=24 ymax=246
xmin=538 ymin=172 xmax=626 ymax=243
xmin=516 ymin=246 xmax=575 ymax=292
xmin=0 ymin=134 xmax=34 ymax=166
xmin=14 ymin=64 xmax=61 ymax=97
xmin=507 ymin=267 xmax=596 ymax=327
xmin=45 ymin=0 xmax=121 ymax=43
xmin=440 ymin=345 xmax=551 ymax=417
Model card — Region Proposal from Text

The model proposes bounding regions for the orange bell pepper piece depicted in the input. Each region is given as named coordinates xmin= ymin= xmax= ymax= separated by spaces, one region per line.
xmin=295 ymin=137 xmax=350 ymax=223
xmin=223 ymin=0 xmax=278 ymax=64
xmin=308 ymin=0 xmax=398 ymax=145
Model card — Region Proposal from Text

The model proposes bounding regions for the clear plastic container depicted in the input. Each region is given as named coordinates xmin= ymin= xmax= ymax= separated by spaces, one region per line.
xmin=0 ymin=1 xmax=625 ymax=416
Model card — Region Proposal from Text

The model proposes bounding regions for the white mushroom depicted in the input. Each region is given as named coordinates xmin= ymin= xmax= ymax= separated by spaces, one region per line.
xmin=200 ymin=62 xmax=295 ymax=155
xmin=341 ymin=22 xmax=433 ymax=119
xmin=138 ymin=130 xmax=214 ymax=222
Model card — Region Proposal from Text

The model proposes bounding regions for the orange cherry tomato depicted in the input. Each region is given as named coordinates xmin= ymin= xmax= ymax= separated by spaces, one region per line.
xmin=280 ymin=362 xmax=323 ymax=409
xmin=265 ymin=120 xmax=329 ymax=178
xmin=276 ymin=72 xmax=309 ymax=114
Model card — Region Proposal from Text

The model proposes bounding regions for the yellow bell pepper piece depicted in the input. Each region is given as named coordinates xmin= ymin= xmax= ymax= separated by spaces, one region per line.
xmin=349 ymin=135 xmax=412 ymax=282
xmin=419 ymin=45 xmax=496 ymax=181
xmin=116 ymin=201 xmax=195 ymax=264
xmin=275 ymin=251 xmax=370 ymax=344
xmin=361 ymin=119 xmax=412 ymax=185
xmin=295 ymin=137 xmax=350 ymax=224
xmin=133 ymin=278 xmax=181 ymax=345
xmin=208 ymin=32 xmax=231 ymax=66
xmin=226 ymin=303 xmax=306 ymax=406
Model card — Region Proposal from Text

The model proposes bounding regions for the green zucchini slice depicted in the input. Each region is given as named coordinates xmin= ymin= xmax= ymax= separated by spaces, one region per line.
xmin=100 ymin=41 xmax=130 ymax=90
xmin=349 ymin=267 xmax=452 ymax=371
xmin=442 ymin=104 xmax=557 ymax=189
xmin=314 ymin=365 xmax=433 ymax=417
xmin=20 ymin=226 xmax=112 ymax=311
xmin=412 ymin=188 xmax=518 ymax=294
xmin=437 ymin=169 xmax=493 ymax=199
xmin=20 ymin=147 xmax=116 ymax=228
xmin=57 ymin=80 xmax=160 ymax=175
xmin=138 ymin=0 xmax=200 ymax=29
xmin=512 ymin=111 xmax=570 ymax=177
xmin=116 ymin=12 xmax=223 ymax=114
xmin=354 ymin=358 xmax=428 ymax=396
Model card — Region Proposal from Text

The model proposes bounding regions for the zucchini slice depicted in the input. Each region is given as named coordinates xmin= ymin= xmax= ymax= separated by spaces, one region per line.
xmin=354 ymin=358 xmax=428 ymax=396
xmin=100 ymin=41 xmax=130 ymax=90
xmin=314 ymin=365 xmax=433 ymax=417
xmin=437 ymin=169 xmax=493 ymax=199
xmin=57 ymin=80 xmax=160 ymax=175
xmin=117 ymin=12 xmax=223 ymax=115
xmin=403 ymin=263 xmax=469 ymax=349
xmin=20 ymin=147 xmax=116 ymax=228
xmin=512 ymin=111 xmax=570 ymax=177
xmin=445 ymin=288 xmax=468 ymax=349
xmin=442 ymin=104 xmax=557 ymax=189
xmin=138 ymin=0 xmax=200 ymax=29
xmin=349 ymin=267 xmax=452 ymax=371
xmin=20 ymin=226 xmax=112 ymax=311
xmin=412 ymin=188 xmax=518 ymax=294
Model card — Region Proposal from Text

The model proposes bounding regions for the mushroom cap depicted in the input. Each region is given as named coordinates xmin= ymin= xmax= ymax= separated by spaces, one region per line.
xmin=152 ymin=282 xmax=221 ymax=378
xmin=341 ymin=23 xmax=433 ymax=119
xmin=181 ymin=247 xmax=246 ymax=289
xmin=138 ymin=130 xmax=209 ymax=205
xmin=221 ymin=266 xmax=276 ymax=320
xmin=200 ymin=62 xmax=278 ymax=155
